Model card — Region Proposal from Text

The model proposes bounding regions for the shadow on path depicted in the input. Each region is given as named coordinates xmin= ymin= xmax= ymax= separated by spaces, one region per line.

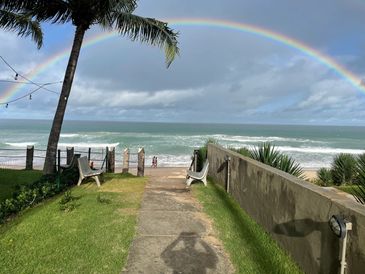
xmin=161 ymin=232 xmax=218 ymax=274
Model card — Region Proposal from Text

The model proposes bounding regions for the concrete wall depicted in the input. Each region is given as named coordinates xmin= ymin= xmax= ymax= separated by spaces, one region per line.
xmin=207 ymin=143 xmax=365 ymax=274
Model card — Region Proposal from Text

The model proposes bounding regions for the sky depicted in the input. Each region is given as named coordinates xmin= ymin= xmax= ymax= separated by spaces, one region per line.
xmin=1 ymin=0 xmax=365 ymax=125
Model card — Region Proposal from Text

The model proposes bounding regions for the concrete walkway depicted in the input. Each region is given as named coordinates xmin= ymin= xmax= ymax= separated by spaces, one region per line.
xmin=122 ymin=168 xmax=234 ymax=274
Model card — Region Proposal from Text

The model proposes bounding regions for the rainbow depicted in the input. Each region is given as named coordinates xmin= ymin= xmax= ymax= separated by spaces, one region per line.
xmin=1 ymin=17 xmax=364 ymax=103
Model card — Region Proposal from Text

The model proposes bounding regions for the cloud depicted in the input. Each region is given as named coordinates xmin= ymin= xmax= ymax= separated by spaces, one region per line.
xmin=1 ymin=0 xmax=365 ymax=125
xmin=68 ymin=79 xmax=199 ymax=109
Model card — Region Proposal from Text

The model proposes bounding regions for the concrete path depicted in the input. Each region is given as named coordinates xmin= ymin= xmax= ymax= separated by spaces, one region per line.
xmin=122 ymin=168 xmax=234 ymax=274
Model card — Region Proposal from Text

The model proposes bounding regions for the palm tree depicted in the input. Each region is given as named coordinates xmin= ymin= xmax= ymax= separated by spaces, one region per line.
xmin=0 ymin=8 xmax=43 ymax=48
xmin=1 ymin=0 xmax=179 ymax=174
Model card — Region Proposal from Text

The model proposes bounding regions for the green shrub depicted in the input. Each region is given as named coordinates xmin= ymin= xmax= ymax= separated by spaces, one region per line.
xmin=229 ymin=147 xmax=251 ymax=157
xmin=317 ymin=168 xmax=333 ymax=186
xmin=59 ymin=190 xmax=79 ymax=212
xmin=331 ymin=153 xmax=357 ymax=185
xmin=197 ymin=138 xmax=217 ymax=171
xmin=0 ymin=168 xmax=79 ymax=223
xmin=96 ymin=193 xmax=112 ymax=204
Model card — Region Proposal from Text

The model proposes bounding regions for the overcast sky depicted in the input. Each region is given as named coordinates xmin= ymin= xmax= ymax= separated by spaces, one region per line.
xmin=1 ymin=0 xmax=365 ymax=125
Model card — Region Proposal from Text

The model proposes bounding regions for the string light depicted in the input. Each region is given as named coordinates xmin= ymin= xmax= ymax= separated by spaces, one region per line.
xmin=0 ymin=56 xmax=62 ymax=95
xmin=0 ymin=56 xmax=62 ymax=107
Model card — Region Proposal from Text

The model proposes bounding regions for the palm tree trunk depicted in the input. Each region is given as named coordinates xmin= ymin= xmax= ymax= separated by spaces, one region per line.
xmin=43 ymin=26 xmax=86 ymax=174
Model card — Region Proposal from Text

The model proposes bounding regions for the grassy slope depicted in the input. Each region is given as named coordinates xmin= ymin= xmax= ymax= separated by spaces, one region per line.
xmin=0 ymin=169 xmax=42 ymax=201
xmin=336 ymin=185 xmax=361 ymax=195
xmin=192 ymin=181 xmax=302 ymax=274
xmin=0 ymin=173 xmax=146 ymax=274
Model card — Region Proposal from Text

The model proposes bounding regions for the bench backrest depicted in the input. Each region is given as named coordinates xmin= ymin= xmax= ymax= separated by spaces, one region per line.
xmin=69 ymin=154 xmax=81 ymax=167
xmin=201 ymin=159 xmax=209 ymax=176
xmin=78 ymin=156 xmax=91 ymax=176
xmin=200 ymin=160 xmax=209 ymax=176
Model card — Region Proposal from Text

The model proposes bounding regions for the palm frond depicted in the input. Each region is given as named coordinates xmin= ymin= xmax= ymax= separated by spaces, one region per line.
xmin=352 ymin=153 xmax=365 ymax=204
xmin=32 ymin=0 xmax=72 ymax=24
xmin=0 ymin=9 xmax=43 ymax=48
xmin=111 ymin=12 xmax=179 ymax=67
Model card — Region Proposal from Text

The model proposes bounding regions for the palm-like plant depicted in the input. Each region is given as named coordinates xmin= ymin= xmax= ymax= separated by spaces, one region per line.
xmin=249 ymin=142 xmax=281 ymax=167
xmin=331 ymin=153 xmax=357 ymax=185
xmin=1 ymin=0 xmax=179 ymax=174
xmin=316 ymin=167 xmax=332 ymax=186
xmin=248 ymin=142 xmax=304 ymax=178
xmin=0 ymin=8 xmax=42 ymax=48
xmin=277 ymin=154 xmax=305 ymax=179
xmin=352 ymin=153 xmax=365 ymax=204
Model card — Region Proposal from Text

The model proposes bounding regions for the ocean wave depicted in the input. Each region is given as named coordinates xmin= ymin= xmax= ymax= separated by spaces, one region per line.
xmin=60 ymin=134 xmax=79 ymax=138
xmin=5 ymin=142 xmax=37 ymax=147
xmin=277 ymin=146 xmax=365 ymax=155
xmin=211 ymin=134 xmax=324 ymax=144
xmin=145 ymin=154 xmax=191 ymax=167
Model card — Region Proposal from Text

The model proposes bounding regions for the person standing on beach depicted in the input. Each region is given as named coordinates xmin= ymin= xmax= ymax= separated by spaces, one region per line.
xmin=152 ymin=156 xmax=156 ymax=168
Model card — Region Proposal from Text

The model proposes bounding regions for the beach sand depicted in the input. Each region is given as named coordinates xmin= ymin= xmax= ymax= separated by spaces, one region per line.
xmin=303 ymin=170 xmax=318 ymax=181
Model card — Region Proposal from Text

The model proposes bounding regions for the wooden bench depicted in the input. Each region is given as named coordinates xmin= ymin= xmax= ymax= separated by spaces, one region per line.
xmin=77 ymin=156 xmax=104 ymax=187
xmin=186 ymin=160 xmax=209 ymax=186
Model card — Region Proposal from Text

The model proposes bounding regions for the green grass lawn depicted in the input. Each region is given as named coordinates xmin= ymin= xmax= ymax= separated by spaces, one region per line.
xmin=0 ymin=173 xmax=146 ymax=274
xmin=192 ymin=180 xmax=302 ymax=274
xmin=336 ymin=185 xmax=361 ymax=195
xmin=0 ymin=169 xmax=42 ymax=201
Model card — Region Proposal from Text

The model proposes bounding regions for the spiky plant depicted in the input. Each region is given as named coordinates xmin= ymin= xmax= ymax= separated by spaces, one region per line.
xmin=331 ymin=153 xmax=357 ymax=185
xmin=316 ymin=167 xmax=332 ymax=186
xmin=352 ymin=153 xmax=365 ymax=204
xmin=249 ymin=142 xmax=281 ymax=167
xmin=248 ymin=142 xmax=304 ymax=178
xmin=277 ymin=154 xmax=305 ymax=179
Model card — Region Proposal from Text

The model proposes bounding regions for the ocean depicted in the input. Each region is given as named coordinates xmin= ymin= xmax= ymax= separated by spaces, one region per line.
xmin=0 ymin=119 xmax=364 ymax=170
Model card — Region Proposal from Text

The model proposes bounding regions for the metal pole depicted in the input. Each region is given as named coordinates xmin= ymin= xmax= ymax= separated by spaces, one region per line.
xmin=340 ymin=222 xmax=352 ymax=274
xmin=226 ymin=156 xmax=231 ymax=193
xmin=57 ymin=149 xmax=61 ymax=172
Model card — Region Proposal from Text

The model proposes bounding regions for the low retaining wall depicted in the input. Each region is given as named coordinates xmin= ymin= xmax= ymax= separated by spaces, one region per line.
xmin=207 ymin=143 xmax=365 ymax=273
